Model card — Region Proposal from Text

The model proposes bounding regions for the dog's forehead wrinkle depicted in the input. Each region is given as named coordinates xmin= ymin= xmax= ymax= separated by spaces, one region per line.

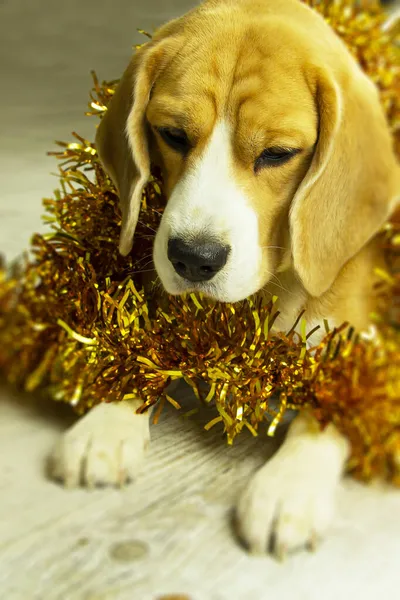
xmin=153 ymin=57 xmax=314 ymax=153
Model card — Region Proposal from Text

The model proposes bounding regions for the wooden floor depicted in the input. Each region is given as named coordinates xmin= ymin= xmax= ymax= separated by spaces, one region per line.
xmin=1 ymin=1 xmax=400 ymax=598
xmin=1 ymin=385 xmax=400 ymax=599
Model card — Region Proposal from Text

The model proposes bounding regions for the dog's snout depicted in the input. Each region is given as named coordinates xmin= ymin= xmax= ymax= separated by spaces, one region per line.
xmin=167 ymin=238 xmax=230 ymax=282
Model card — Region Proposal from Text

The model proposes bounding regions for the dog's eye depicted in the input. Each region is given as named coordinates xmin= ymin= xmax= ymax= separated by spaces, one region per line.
xmin=156 ymin=127 xmax=190 ymax=153
xmin=254 ymin=147 xmax=300 ymax=172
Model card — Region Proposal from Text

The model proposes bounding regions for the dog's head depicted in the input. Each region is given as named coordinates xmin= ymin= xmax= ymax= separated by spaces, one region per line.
xmin=96 ymin=0 xmax=399 ymax=302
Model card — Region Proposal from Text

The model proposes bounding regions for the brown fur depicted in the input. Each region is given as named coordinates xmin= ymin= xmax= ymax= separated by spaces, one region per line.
xmin=96 ymin=0 xmax=400 ymax=334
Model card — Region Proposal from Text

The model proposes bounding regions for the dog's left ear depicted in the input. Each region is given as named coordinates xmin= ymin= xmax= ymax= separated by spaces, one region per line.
xmin=290 ymin=65 xmax=399 ymax=297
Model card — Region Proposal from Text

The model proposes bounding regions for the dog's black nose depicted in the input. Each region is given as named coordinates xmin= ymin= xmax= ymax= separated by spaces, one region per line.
xmin=168 ymin=238 xmax=230 ymax=282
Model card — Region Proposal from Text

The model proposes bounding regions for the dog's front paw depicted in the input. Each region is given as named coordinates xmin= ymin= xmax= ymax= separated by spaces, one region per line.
xmin=51 ymin=401 xmax=150 ymax=488
xmin=236 ymin=459 xmax=336 ymax=558
xmin=236 ymin=419 xmax=348 ymax=559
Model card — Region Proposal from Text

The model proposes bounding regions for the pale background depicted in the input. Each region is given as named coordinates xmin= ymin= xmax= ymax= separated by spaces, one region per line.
xmin=1 ymin=1 xmax=400 ymax=599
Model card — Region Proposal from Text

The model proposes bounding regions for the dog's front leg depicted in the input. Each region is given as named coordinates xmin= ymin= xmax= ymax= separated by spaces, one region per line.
xmin=236 ymin=412 xmax=349 ymax=558
xmin=51 ymin=399 xmax=150 ymax=487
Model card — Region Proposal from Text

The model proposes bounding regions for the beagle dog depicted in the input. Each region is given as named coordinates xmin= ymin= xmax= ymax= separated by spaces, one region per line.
xmin=52 ymin=0 xmax=400 ymax=557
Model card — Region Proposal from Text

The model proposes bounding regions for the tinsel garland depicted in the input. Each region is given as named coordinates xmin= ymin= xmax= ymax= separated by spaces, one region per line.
xmin=0 ymin=0 xmax=399 ymax=484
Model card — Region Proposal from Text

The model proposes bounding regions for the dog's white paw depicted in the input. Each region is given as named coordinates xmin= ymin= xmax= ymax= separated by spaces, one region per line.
xmin=236 ymin=417 xmax=349 ymax=559
xmin=51 ymin=401 xmax=150 ymax=488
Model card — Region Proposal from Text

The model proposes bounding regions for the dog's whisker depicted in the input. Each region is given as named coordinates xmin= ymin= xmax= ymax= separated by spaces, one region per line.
xmin=132 ymin=258 xmax=155 ymax=273
xmin=134 ymin=253 xmax=154 ymax=267
xmin=264 ymin=271 xmax=292 ymax=295
xmin=268 ymin=280 xmax=293 ymax=295
xmin=134 ymin=258 xmax=154 ymax=269
xmin=269 ymin=272 xmax=287 ymax=287
xmin=131 ymin=268 xmax=157 ymax=275
xmin=150 ymin=208 xmax=164 ymax=217
xmin=138 ymin=221 xmax=157 ymax=234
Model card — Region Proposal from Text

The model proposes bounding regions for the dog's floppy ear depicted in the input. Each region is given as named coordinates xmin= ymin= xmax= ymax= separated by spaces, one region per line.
xmin=95 ymin=37 xmax=181 ymax=256
xmin=290 ymin=66 xmax=399 ymax=297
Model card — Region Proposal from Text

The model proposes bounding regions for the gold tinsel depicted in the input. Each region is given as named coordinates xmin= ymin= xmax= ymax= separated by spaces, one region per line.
xmin=0 ymin=0 xmax=400 ymax=484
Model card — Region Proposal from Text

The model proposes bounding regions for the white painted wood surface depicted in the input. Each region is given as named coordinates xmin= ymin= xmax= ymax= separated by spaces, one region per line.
xmin=1 ymin=386 xmax=400 ymax=600
xmin=1 ymin=1 xmax=400 ymax=598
